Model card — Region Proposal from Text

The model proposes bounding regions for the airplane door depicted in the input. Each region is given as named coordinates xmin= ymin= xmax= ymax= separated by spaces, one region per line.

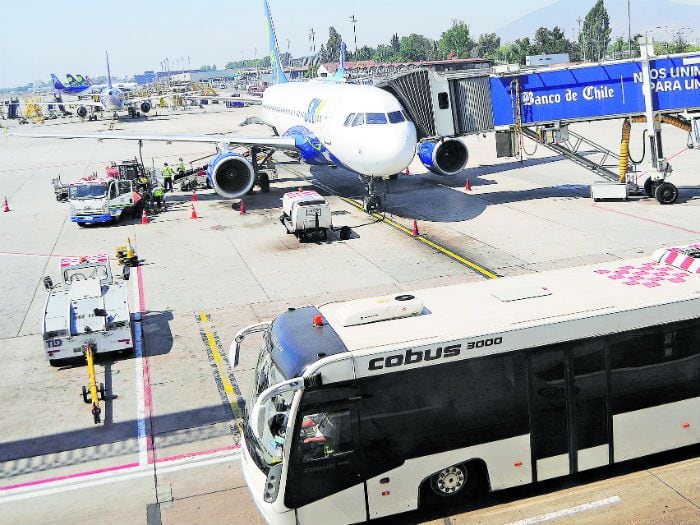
xmin=288 ymin=404 xmax=367 ymax=525
xmin=529 ymin=341 xmax=610 ymax=482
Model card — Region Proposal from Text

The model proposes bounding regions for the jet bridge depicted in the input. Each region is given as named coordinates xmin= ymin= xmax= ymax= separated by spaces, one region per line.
xmin=378 ymin=45 xmax=700 ymax=204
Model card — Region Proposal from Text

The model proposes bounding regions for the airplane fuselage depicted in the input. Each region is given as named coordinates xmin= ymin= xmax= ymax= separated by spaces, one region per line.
xmin=261 ymin=82 xmax=417 ymax=178
xmin=99 ymin=87 xmax=125 ymax=111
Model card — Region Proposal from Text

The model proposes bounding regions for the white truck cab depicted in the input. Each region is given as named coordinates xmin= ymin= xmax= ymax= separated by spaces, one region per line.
xmin=42 ymin=254 xmax=132 ymax=364
xmin=69 ymin=178 xmax=135 ymax=226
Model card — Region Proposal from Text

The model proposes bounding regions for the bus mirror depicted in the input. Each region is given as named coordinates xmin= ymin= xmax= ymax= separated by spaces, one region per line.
xmin=230 ymin=321 xmax=270 ymax=368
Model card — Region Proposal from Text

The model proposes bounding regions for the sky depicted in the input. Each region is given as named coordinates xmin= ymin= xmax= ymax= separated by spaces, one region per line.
xmin=2 ymin=0 xmax=700 ymax=87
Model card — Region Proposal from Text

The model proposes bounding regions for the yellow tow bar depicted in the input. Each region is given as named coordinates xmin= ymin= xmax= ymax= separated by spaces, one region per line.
xmin=81 ymin=343 xmax=105 ymax=424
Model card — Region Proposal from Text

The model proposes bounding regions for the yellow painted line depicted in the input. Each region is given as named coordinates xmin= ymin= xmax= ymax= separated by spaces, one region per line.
xmin=339 ymin=197 xmax=498 ymax=280
xmin=199 ymin=311 xmax=239 ymax=408
xmin=282 ymin=165 xmax=497 ymax=280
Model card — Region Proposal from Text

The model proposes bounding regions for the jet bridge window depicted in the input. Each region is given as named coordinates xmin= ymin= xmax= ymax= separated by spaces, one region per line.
xmin=388 ymin=111 xmax=405 ymax=123
xmin=366 ymin=113 xmax=388 ymax=125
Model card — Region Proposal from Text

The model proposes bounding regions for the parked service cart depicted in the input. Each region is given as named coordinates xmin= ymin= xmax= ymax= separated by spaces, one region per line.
xmin=280 ymin=190 xmax=332 ymax=241
xmin=42 ymin=254 xmax=132 ymax=366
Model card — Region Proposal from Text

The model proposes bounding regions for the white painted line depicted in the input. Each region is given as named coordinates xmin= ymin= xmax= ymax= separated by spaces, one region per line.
xmin=504 ymin=496 xmax=621 ymax=525
xmin=0 ymin=451 xmax=241 ymax=503
xmin=132 ymin=273 xmax=147 ymax=466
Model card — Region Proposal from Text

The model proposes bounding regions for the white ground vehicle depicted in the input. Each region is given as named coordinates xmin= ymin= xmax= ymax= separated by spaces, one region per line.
xmin=42 ymin=254 xmax=132 ymax=365
xmin=280 ymin=190 xmax=332 ymax=241
xmin=69 ymin=177 xmax=136 ymax=226
xmin=232 ymin=243 xmax=700 ymax=524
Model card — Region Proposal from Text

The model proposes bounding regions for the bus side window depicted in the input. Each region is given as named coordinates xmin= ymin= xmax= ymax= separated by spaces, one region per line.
xmin=118 ymin=180 xmax=132 ymax=195
xmin=297 ymin=409 xmax=353 ymax=462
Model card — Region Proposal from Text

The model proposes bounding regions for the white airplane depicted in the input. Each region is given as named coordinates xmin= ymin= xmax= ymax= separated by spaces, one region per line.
xmin=11 ymin=1 xmax=469 ymax=211
xmin=50 ymin=52 xmax=154 ymax=119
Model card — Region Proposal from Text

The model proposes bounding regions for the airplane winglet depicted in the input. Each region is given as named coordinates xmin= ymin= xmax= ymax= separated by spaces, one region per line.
xmin=264 ymin=0 xmax=288 ymax=84
xmin=332 ymin=42 xmax=347 ymax=82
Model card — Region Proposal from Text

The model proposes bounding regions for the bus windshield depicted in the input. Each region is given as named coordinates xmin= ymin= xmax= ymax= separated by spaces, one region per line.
xmin=69 ymin=184 xmax=107 ymax=200
xmin=245 ymin=330 xmax=295 ymax=473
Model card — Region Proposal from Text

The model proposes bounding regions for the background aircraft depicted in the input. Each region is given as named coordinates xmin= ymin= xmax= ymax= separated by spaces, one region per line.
xmin=51 ymin=73 xmax=92 ymax=95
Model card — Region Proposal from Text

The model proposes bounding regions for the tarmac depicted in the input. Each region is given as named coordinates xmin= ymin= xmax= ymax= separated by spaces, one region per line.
xmin=0 ymin=104 xmax=698 ymax=524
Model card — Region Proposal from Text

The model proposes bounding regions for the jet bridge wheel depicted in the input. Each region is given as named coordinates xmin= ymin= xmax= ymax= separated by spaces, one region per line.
xmin=258 ymin=172 xmax=270 ymax=193
xmin=643 ymin=177 xmax=655 ymax=197
xmin=655 ymin=182 xmax=678 ymax=204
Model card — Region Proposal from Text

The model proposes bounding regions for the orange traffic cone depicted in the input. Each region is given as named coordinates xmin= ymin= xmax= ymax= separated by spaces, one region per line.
xmin=404 ymin=166 xmax=410 ymax=175
xmin=465 ymin=178 xmax=472 ymax=191
xmin=192 ymin=190 xmax=198 ymax=202
xmin=140 ymin=208 xmax=148 ymax=224
xmin=240 ymin=199 xmax=246 ymax=215
xmin=412 ymin=219 xmax=419 ymax=237
xmin=191 ymin=203 xmax=198 ymax=219
xmin=2 ymin=197 xmax=9 ymax=213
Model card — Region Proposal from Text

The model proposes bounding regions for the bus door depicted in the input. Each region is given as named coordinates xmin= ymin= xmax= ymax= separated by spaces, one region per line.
xmin=287 ymin=403 xmax=367 ymax=525
xmin=528 ymin=340 xmax=610 ymax=482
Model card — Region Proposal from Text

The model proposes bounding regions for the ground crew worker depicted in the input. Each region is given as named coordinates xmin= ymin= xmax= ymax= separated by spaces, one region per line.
xmin=152 ymin=184 xmax=165 ymax=211
xmin=177 ymin=157 xmax=187 ymax=175
xmin=162 ymin=162 xmax=174 ymax=192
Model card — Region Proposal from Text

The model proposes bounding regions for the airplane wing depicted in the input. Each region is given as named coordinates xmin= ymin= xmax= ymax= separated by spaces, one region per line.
xmin=9 ymin=131 xmax=297 ymax=150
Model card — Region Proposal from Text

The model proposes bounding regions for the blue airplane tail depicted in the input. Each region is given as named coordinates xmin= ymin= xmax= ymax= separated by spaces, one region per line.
xmin=264 ymin=0 xmax=288 ymax=84
xmin=332 ymin=42 xmax=347 ymax=81
xmin=105 ymin=51 xmax=113 ymax=89
xmin=51 ymin=74 xmax=66 ymax=91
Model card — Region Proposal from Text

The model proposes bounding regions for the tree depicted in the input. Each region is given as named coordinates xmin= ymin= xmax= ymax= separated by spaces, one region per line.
xmin=608 ymin=34 xmax=641 ymax=59
xmin=473 ymin=33 xmax=501 ymax=59
xmin=438 ymin=20 xmax=474 ymax=59
xmin=494 ymin=37 xmax=533 ymax=65
xmin=320 ymin=27 xmax=342 ymax=62
xmin=390 ymin=33 xmax=401 ymax=54
xmin=373 ymin=44 xmax=395 ymax=62
xmin=580 ymin=0 xmax=611 ymax=61
xmin=399 ymin=34 xmax=435 ymax=62
xmin=533 ymin=26 xmax=571 ymax=55
xmin=353 ymin=45 xmax=375 ymax=61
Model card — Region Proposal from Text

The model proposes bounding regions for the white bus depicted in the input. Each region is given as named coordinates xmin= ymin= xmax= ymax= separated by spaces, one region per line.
xmin=231 ymin=244 xmax=700 ymax=524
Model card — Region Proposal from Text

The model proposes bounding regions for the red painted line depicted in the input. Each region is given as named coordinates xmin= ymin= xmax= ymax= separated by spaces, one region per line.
xmin=593 ymin=204 xmax=700 ymax=235
xmin=0 ymin=462 xmax=140 ymax=491
xmin=153 ymin=444 xmax=241 ymax=464
xmin=136 ymin=265 xmax=157 ymax=464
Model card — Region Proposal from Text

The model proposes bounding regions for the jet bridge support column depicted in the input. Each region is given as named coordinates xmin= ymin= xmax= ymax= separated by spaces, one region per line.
xmin=640 ymin=37 xmax=677 ymax=203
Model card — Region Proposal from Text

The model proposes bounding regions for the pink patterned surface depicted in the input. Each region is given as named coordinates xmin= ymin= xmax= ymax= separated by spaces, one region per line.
xmin=60 ymin=254 xmax=109 ymax=268
xmin=594 ymin=261 xmax=690 ymax=287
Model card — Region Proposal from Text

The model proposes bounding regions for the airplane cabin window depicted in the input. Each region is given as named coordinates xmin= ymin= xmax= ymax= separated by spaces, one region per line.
xmin=388 ymin=111 xmax=405 ymax=123
xmin=352 ymin=113 xmax=365 ymax=126
xmin=366 ymin=113 xmax=388 ymax=125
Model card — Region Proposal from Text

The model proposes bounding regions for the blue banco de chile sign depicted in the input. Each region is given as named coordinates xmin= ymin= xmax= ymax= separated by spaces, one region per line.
xmin=490 ymin=54 xmax=700 ymax=127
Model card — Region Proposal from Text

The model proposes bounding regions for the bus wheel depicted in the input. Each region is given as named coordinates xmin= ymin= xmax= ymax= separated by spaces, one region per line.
xmin=430 ymin=463 xmax=467 ymax=496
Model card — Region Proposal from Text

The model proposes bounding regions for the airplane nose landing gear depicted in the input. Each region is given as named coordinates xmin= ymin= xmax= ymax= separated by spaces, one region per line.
xmin=362 ymin=176 xmax=387 ymax=213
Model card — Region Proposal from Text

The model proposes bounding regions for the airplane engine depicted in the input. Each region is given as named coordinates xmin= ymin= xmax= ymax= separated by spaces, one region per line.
xmin=207 ymin=151 xmax=255 ymax=198
xmin=417 ymin=137 xmax=469 ymax=176
xmin=140 ymin=101 xmax=151 ymax=113
xmin=76 ymin=106 xmax=88 ymax=118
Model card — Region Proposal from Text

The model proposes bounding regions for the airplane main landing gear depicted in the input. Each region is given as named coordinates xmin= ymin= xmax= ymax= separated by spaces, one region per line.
xmin=362 ymin=176 xmax=387 ymax=213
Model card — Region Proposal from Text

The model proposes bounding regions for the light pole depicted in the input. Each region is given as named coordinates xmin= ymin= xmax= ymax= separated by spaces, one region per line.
xmin=309 ymin=28 xmax=316 ymax=54
xmin=350 ymin=15 xmax=358 ymax=53
xmin=628 ymin=0 xmax=632 ymax=58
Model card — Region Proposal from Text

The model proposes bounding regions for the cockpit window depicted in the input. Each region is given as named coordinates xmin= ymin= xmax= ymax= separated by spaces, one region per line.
xmin=351 ymin=113 xmax=365 ymax=127
xmin=388 ymin=111 xmax=405 ymax=123
xmin=366 ymin=113 xmax=388 ymax=125
xmin=344 ymin=113 xmax=355 ymax=126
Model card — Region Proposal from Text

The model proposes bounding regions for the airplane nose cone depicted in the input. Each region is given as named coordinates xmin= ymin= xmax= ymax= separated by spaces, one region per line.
xmin=351 ymin=123 xmax=417 ymax=176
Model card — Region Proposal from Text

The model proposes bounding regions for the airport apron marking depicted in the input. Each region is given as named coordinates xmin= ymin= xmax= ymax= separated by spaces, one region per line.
xmin=195 ymin=312 xmax=244 ymax=439
xmin=282 ymin=164 xmax=498 ymax=280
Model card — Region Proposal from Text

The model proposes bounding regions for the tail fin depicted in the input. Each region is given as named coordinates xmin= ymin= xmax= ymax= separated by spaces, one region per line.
xmin=105 ymin=51 xmax=113 ymax=89
xmin=263 ymin=0 xmax=288 ymax=84
xmin=332 ymin=42 xmax=347 ymax=81
xmin=51 ymin=74 xmax=66 ymax=90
